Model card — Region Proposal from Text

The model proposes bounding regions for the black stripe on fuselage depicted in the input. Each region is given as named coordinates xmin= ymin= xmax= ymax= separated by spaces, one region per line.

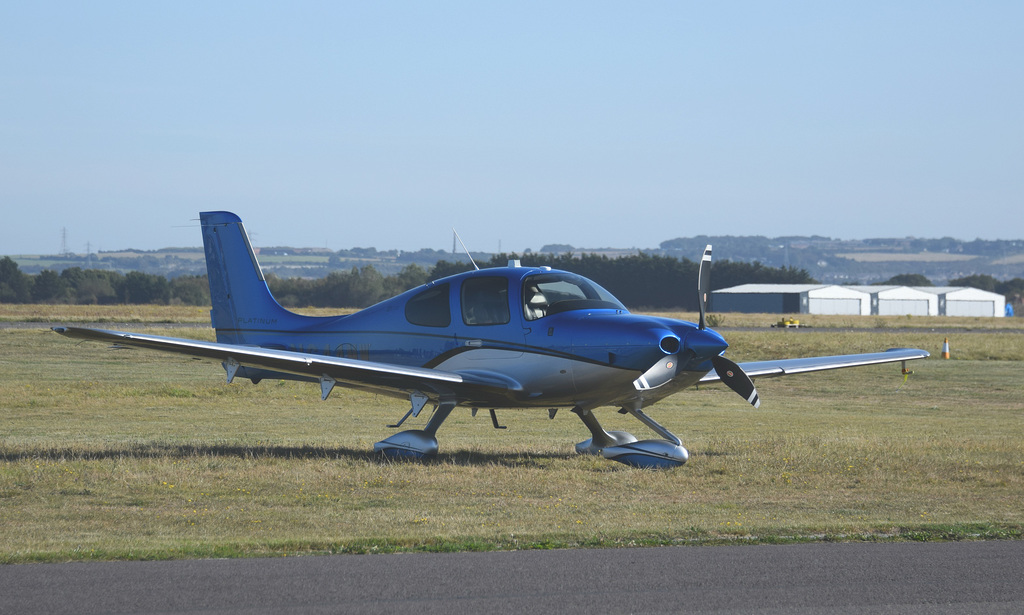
xmin=215 ymin=327 xmax=631 ymax=371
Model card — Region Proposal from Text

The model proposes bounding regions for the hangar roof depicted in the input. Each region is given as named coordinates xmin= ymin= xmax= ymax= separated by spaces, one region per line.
xmin=847 ymin=286 xmax=936 ymax=299
xmin=717 ymin=284 xmax=1003 ymax=300
xmin=713 ymin=284 xmax=828 ymax=294
xmin=911 ymin=286 xmax=1005 ymax=300
xmin=714 ymin=284 xmax=870 ymax=298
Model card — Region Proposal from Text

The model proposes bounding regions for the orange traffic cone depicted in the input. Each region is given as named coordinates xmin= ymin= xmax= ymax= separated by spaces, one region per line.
xmin=941 ymin=337 xmax=950 ymax=359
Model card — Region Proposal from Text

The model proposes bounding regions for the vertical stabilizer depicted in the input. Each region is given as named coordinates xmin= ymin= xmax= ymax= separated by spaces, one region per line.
xmin=200 ymin=211 xmax=296 ymax=343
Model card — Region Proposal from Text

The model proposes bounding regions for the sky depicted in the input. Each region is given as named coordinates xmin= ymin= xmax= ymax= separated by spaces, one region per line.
xmin=2 ymin=2 xmax=1022 ymax=256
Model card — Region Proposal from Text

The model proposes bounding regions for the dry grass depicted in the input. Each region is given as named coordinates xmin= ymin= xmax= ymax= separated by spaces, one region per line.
xmin=834 ymin=252 xmax=979 ymax=263
xmin=0 ymin=304 xmax=356 ymax=323
xmin=5 ymin=304 xmax=1021 ymax=330
xmin=725 ymin=330 xmax=1023 ymax=361
xmin=0 ymin=304 xmax=212 ymax=324
xmin=1 ymin=311 xmax=1022 ymax=563
xmin=992 ymin=254 xmax=1024 ymax=265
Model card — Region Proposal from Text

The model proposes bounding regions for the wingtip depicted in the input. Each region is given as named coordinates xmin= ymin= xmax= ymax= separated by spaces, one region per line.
xmin=887 ymin=347 xmax=931 ymax=359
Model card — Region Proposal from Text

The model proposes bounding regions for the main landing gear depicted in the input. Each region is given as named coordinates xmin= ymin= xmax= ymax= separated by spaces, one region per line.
xmin=572 ymin=404 xmax=689 ymax=469
xmin=373 ymin=393 xmax=455 ymax=459
xmin=374 ymin=392 xmax=689 ymax=469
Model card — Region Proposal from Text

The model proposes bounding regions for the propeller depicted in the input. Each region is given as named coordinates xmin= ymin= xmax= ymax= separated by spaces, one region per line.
xmin=698 ymin=245 xmax=712 ymax=330
xmin=695 ymin=244 xmax=761 ymax=408
xmin=635 ymin=243 xmax=761 ymax=408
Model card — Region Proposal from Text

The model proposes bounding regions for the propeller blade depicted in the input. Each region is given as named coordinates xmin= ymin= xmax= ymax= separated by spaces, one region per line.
xmin=633 ymin=355 xmax=679 ymax=391
xmin=698 ymin=245 xmax=712 ymax=330
xmin=711 ymin=354 xmax=760 ymax=408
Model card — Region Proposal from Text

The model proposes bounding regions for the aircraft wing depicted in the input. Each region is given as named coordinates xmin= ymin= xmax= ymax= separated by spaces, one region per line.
xmin=699 ymin=348 xmax=930 ymax=383
xmin=52 ymin=327 xmax=521 ymax=403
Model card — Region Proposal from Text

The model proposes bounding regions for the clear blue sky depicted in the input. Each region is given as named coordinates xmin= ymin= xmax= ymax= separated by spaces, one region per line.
xmin=2 ymin=2 xmax=1021 ymax=255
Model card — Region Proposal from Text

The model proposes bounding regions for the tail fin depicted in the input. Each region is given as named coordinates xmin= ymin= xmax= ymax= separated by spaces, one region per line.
xmin=200 ymin=211 xmax=304 ymax=343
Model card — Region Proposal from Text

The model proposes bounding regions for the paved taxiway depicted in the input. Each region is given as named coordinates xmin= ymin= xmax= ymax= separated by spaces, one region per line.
xmin=2 ymin=541 xmax=1022 ymax=614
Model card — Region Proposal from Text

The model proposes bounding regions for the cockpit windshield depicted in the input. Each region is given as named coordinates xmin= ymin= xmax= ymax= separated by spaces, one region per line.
xmin=522 ymin=272 xmax=626 ymax=321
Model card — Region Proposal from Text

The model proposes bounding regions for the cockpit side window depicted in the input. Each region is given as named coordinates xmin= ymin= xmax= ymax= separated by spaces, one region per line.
xmin=461 ymin=277 xmax=510 ymax=326
xmin=522 ymin=273 xmax=626 ymax=320
xmin=405 ymin=284 xmax=451 ymax=327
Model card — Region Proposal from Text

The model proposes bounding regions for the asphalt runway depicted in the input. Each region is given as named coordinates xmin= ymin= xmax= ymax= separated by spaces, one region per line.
xmin=2 ymin=541 xmax=1022 ymax=614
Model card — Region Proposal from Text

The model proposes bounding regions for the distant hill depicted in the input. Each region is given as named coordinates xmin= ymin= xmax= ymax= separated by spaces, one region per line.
xmin=8 ymin=246 xmax=478 ymax=279
xmin=8 ymin=236 xmax=1023 ymax=284
xmin=658 ymin=236 xmax=1024 ymax=284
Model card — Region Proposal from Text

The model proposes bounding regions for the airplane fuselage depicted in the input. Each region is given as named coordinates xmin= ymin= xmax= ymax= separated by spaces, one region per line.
xmin=220 ymin=264 xmax=724 ymax=411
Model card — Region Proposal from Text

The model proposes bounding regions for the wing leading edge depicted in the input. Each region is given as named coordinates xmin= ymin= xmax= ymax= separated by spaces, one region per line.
xmin=699 ymin=348 xmax=930 ymax=383
xmin=52 ymin=327 xmax=520 ymax=403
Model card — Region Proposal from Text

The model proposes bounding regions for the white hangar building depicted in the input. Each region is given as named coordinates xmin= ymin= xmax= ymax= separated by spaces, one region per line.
xmin=912 ymin=287 xmax=1006 ymax=317
xmin=712 ymin=285 xmax=1006 ymax=317
xmin=711 ymin=284 xmax=871 ymax=316
xmin=847 ymin=286 xmax=938 ymax=316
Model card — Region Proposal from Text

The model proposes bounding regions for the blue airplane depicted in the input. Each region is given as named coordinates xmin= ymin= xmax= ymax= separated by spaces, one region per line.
xmin=55 ymin=211 xmax=929 ymax=468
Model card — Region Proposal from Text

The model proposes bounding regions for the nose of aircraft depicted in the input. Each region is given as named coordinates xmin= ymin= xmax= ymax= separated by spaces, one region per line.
xmin=683 ymin=327 xmax=728 ymax=361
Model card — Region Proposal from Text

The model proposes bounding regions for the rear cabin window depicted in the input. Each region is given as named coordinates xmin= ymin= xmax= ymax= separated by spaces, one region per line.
xmin=461 ymin=277 xmax=510 ymax=326
xmin=405 ymin=284 xmax=451 ymax=327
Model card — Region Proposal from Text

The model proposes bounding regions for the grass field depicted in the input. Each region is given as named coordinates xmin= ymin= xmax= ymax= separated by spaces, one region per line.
xmin=1 ymin=308 xmax=1022 ymax=563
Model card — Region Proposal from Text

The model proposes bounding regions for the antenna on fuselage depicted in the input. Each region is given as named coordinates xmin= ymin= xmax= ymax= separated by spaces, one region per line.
xmin=452 ymin=228 xmax=479 ymax=271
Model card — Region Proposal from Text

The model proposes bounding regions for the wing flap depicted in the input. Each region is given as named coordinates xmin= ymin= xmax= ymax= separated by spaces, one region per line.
xmin=699 ymin=348 xmax=930 ymax=383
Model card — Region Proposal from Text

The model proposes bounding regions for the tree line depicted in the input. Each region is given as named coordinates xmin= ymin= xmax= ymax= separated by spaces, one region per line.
xmin=0 ymin=253 xmax=812 ymax=310
xmin=0 ymin=258 xmax=211 ymax=305
xmin=2 ymin=254 xmax=1019 ymax=310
